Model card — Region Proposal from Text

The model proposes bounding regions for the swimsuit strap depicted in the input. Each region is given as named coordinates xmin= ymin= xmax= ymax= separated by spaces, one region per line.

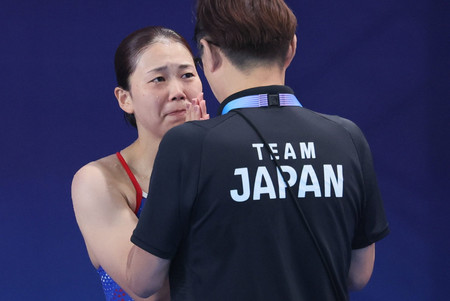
xmin=116 ymin=152 xmax=142 ymax=215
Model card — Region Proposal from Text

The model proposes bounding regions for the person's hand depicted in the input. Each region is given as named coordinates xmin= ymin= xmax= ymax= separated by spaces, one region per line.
xmin=186 ymin=92 xmax=210 ymax=121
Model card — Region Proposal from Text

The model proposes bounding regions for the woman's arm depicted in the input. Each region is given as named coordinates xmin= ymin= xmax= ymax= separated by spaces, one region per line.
xmin=72 ymin=163 xmax=169 ymax=301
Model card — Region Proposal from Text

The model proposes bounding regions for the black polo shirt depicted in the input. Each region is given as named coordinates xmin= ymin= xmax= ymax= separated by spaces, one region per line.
xmin=132 ymin=85 xmax=389 ymax=301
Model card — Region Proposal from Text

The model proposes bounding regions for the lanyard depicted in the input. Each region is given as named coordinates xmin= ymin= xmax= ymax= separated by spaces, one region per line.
xmin=221 ymin=93 xmax=302 ymax=115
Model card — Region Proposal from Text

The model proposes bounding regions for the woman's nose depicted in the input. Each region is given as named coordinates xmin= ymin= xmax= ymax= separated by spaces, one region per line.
xmin=170 ymin=80 xmax=186 ymax=101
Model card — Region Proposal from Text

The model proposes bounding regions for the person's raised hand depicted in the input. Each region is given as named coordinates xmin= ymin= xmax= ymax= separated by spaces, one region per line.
xmin=186 ymin=92 xmax=210 ymax=121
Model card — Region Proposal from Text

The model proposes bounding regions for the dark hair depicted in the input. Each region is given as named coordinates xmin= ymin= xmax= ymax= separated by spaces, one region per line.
xmin=114 ymin=26 xmax=194 ymax=128
xmin=194 ymin=0 xmax=297 ymax=70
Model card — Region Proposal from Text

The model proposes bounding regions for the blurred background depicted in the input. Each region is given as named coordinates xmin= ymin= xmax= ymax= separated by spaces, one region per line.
xmin=0 ymin=0 xmax=448 ymax=299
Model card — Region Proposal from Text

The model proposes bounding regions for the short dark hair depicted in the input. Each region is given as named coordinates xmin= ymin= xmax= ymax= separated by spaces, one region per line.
xmin=114 ymin=26 xmax=194 ymax=128
xmin=194 ymin=0 xmax=297 ymax=70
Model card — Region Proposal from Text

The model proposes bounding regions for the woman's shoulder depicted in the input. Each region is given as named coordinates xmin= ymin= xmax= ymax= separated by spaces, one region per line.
xmin=71 ymin=154 xmax=128 ymax=205
xmin=73 ymin=154 xmax=119 ymax=183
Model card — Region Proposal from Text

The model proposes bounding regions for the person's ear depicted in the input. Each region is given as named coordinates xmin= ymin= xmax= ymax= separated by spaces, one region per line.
xmin=114 ymin=87 xmax=133 ymax=114
xmin=284 ymin=34 xmax=297 ymax=69
xmin=200 ymin=39 xmax=222 ymax=73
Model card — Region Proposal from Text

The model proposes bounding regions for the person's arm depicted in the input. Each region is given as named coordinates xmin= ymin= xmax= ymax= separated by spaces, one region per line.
xmin=72 ymin=163 xmax=168 ymax=300
xmin=335 ymin=118 xmax=388 ymax=291
xmin=126 ymin=245 xmax=170 ymax=298
xmin=347 ymin=243 xmax=375 ymax=291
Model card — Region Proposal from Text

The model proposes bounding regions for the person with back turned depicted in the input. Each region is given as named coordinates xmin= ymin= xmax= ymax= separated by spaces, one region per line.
xmin=125 ymin=1 xmax=390 ymax=300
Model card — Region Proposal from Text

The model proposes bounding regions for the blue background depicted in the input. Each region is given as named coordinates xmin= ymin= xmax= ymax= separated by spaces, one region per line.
xmin=1 ymin=0 xmax=448 ymax=300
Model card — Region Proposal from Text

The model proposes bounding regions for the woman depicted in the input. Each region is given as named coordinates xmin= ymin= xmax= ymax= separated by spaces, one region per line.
xmin=72 ymin=26 xmax=208 ymax=301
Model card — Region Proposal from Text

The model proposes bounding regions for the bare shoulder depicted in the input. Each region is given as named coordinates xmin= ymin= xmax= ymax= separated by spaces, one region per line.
xmin=71 ymin=154 xmax=129 ymax=211
xmin=72 ymin=154 xmax=117 ymax=192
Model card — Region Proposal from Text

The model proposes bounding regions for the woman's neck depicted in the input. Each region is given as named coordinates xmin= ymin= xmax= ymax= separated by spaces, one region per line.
xmin=120 ymin=136 xmax=160 ymax=184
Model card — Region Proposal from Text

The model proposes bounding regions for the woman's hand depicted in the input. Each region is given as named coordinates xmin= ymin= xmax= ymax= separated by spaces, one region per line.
xmin=186 ymin=92 xmax=210 ymax=121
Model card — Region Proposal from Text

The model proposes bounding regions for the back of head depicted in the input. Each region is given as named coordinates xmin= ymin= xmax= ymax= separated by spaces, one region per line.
xmin=195 ymin=0 xmax=297 ymax=70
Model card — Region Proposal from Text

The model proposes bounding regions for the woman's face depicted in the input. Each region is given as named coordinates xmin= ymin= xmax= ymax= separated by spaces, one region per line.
xmin=128 ymin=39 xmax=203 ymax=139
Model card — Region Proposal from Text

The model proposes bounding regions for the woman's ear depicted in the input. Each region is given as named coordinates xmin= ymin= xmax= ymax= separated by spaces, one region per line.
xmin=284 ymin=34 xmax=297 ymax=69
xmin=200 ymin=39 xmax=222 ymax=73
xmin=114 ymin=87 xmax=133 ymax=114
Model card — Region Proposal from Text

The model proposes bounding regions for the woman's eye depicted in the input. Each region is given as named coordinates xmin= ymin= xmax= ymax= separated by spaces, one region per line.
xmin=182 ymin=73 xmax=195 ymax=79
xmin=150 ymin=76 xmax=165 ymax=83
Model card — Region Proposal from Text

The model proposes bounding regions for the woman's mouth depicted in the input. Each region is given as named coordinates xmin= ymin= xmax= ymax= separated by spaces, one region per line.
xmin=166 ymin=109 xmax=186 ymax=117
